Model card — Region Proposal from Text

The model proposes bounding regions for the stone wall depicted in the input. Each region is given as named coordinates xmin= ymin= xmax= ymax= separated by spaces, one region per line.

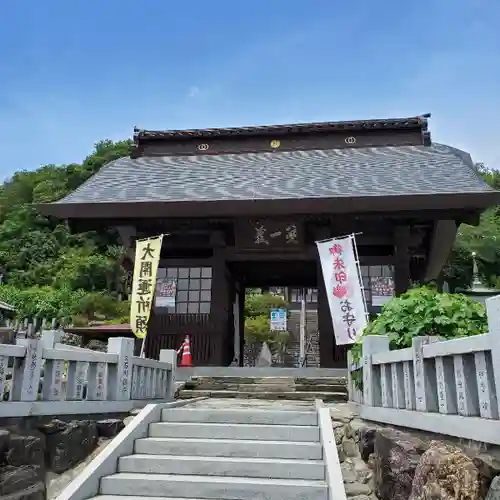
xmin=0 ymin=415 xmax=126 ymax=500
xmin=333 ymin=404 xmax=500 ymax=500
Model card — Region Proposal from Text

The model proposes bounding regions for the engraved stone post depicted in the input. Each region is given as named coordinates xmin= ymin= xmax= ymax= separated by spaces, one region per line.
xmin=380 ymin=364 xmax=393 ymax=408
xmin=485 ymin=295 xmax=500 ymax=418
xmin=12 ymin=338 xmax=43 ymax=401
xmin=66 ymin=361 xmax=88 ymax=400
xmin=0 ymin=355 xmax=8 ymax=399
xmin=160 ymin=349 xmax=177 ymax=400
xmin=131 ymin=365 xmax=138 ymax=399
xmin=474 ymin=351 xmax=498 ymax=419
xmin=107 ymin=337 xmax=135 ymax=401
xmin=435 ymin=356 xmax=457 ymax=414
xmin=42 ymin=358 xmax=65 ymax=401
xmin=86 ymin=362 xmax=108 ymax=401
xmin=403 ymin=360 xmax=416 ymax=409
xmin=40 ymin=329 xmax=64 ymax=401
xmin=412 ymin=336 xmax=440 ymax=412
xmin=391 ymin=362 xmax=405 ymax=409
xmin=454 ymin=354 xmax=479 ymax=416
xmin=138 ymin=366 xmax=146 ymax=399
xmin=362 ymin=335 xmax=389 ymax=407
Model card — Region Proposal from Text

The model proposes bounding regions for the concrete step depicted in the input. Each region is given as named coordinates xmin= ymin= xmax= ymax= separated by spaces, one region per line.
xmin=100 ymin=472 xmax=328 ymax=500
xmin=148 ymin=422 xmax=320 ymax=442
xmin=294 ymin=377 xmax=347 ymax=385
xmin=177 ymin=389 xmax=347 ymax=402
xmin=191 ymin=376 xmax=296 ymax=385
xmin=194 ymin=383 xmax=296 ymax=392
xmin=135 ymin=437 xmax=323 ymax=460
xmin=161 ymin=408 xmax=318 ymax=426
xmin=231 ymin=385 xmax=297 ymax=393
xmin=294 ymin=384 xmax=347 ymax=393
xmin=118 ymin=454 xmax=325 ymax=480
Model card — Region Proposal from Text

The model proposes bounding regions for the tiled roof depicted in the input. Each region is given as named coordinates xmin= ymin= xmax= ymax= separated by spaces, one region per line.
xmin=54 ymin=144 xmax=493 ymax=206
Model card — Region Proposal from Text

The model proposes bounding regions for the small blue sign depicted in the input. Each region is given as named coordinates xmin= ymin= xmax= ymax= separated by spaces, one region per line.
xmin=270 ymin=308 xmax=287 ymax=331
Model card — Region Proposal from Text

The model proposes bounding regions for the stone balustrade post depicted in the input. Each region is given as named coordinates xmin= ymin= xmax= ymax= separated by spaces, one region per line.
xmin=107 ymin=337 xmax=135 ymax=401
xmin=11 ymin=338 xmax=43 ymax=401
xmin=41 ymin=329 xmax=62 ymax=349
xmin=486 ymin=295 xmax=500 ymax=417
xmin=160 ymin=349 xmax=177 ymax=400
xmin=362 ymin=335 xmax=389 ymax=407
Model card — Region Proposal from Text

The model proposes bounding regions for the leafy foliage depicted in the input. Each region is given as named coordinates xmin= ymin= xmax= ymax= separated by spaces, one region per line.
xmin=244 ymin=293 xmax=290 ymax=358
xmin=245 ymin=293 xmax=288 ymax=317
xmin=0 ymin=140 xmax=132 ymax=323
xmin=366 ymin=286 xmax=487 ymax=344
xmin=441 ymin=163 xmax=500 ymax=290
xmin=350 ymin=286 xmax=488 ymax=388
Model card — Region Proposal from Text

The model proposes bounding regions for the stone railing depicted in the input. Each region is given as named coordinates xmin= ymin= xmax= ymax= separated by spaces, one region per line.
xmin=347 ymin=295 xmax=500 ymax=445
xmin=0 ymin=330 xmax=176 ymax=417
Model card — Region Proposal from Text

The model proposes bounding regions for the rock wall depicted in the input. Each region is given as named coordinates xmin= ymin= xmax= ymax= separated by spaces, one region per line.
xmin=333 ymin=404 xmax=500 ymax=500
xmin=0 ymin=417 xmax=125 ymax=500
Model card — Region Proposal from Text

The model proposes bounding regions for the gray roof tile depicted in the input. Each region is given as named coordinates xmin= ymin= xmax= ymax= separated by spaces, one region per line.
xmin=56 ymin=144 xmax=493 ymax=205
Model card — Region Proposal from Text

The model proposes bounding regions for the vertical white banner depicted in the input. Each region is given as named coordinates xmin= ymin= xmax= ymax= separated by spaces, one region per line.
xmin=316 ymin=235 xmax=368 ymax=345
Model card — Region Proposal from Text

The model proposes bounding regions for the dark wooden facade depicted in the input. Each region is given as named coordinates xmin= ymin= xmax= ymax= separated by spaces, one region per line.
xmin=122 ymin=215 xmax=452 ymax=367
xmin=39 ymin=115 xmax=500 ymax=368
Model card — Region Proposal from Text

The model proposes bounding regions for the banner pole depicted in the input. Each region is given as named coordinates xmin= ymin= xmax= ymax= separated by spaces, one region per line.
xmin=350 ymin=234 xmax=370 ymax=326
xmin=299 ymin=288 xmax=306 ymax=367
xmin=315 ymin=231 xmax=363 ymax=244
xmin=139 ymin=337 xmax=146 ymax=358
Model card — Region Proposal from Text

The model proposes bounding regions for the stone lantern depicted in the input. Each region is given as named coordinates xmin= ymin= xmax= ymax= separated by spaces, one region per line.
xmin=457 ymin=252 xmax=500 ymax=306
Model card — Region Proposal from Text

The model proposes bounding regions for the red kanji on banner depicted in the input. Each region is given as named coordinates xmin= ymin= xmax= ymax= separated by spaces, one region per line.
xmin=333 ymin=257 xmax=345 ymax=271
xmin=333 ymin=284 xmax=348 ymax=299
xmin=329 ymin=244 xmax=343 ymax=255
xmin=335 ymin=271 xmax=347 ymax=284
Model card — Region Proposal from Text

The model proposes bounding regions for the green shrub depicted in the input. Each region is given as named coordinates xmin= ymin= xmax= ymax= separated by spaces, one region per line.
xmin=245 ymin=293 xmax=288 ymax=317
xmin=350 ymin=286 xmax=488 ymax=389
xmin=244 ymin=314 xmax=290 ymax=354
xmin=0 ymin=284 xmax=129 ymax=325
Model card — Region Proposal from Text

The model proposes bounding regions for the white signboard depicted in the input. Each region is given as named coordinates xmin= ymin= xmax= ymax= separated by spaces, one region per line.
xmin=270 ymin=308 xmax=287 ymax=331
xmin=316 ymin=235 xmax=368 ymax=345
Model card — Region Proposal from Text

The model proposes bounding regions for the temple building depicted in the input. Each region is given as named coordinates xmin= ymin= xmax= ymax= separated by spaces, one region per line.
xmin=39 ymin=115 xmax=500 ymax=368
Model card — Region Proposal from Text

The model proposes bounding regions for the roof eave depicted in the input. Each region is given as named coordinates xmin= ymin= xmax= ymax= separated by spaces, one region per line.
xmin=134 ymin=115 xmax=430 ymax=142
xmin=36 ymin=191 xmax=500 ymax=221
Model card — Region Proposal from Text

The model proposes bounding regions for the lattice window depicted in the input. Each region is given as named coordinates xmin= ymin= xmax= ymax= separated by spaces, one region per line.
xmin=360 ymin=265 xmax=393 ymax=305
xmin=156 ymin=267 xmax=212 ymax=314
xmin=290 ymin=288 xmax=318 ymax=303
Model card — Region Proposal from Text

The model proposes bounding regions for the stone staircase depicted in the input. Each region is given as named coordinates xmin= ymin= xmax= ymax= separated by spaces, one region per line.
xmin=90 ymin=406 xmax=328 ymax=500
xmin=283 ymin=310 xmax=320 ymax=367
xmin=177 ymin=375 xmax=347 ymax=402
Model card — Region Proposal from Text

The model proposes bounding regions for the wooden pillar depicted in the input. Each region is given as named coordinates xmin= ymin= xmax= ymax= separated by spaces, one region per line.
xmin=238 ymin=285 xmax=245 ymax=367
xmin=394 ymin=225 xmax=411 ymax=296
xmin=210 ymin=230 xmax=230 ymax=366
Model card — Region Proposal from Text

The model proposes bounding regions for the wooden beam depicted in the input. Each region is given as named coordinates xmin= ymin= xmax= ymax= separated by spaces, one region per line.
xmin=424 ymin=220 xmax=458 ymax=281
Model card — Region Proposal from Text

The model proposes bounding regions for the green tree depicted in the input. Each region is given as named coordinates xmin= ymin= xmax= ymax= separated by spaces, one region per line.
xmin=441 ymin=163 xmax=500 ymax=290
xmin=0 ymin=139 xmax=133 ymax=323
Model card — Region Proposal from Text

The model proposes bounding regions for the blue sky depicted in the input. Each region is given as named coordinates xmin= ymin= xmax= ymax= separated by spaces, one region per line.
xmin=0 ymin=0 xmax=499 ymax=180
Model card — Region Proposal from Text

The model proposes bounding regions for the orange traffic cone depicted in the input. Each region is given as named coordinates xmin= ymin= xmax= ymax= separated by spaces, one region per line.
xmin=180 ymin=335 xmax=193 ymax=367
